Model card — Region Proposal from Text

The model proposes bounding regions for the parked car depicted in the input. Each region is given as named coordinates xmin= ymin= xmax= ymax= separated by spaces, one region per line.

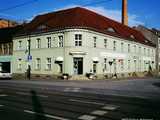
xmin=0 ymin=71 xmax=12 ymax=79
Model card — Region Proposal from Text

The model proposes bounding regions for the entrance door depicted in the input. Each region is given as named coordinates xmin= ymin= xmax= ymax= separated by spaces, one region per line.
xmin=73 ymin=58 xmax=83 ymax=75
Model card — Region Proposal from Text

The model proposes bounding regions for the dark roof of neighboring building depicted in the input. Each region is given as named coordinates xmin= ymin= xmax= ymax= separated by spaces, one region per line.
xmin=0 ymin=25 xmax=23 ymax=43
xmin=20 ymin=7 xmax=155 ymax=47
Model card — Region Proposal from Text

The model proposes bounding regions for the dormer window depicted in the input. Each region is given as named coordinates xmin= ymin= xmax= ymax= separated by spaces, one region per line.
xmin=130 ymin=35 xmax=135 ymax=39
xmin=37 ymin=24 xmax=47 ymax=30
xmin=106 ymin=27 xmax=115 ymax=32
xmin=145 ymin=40 xmax=148 ymax=43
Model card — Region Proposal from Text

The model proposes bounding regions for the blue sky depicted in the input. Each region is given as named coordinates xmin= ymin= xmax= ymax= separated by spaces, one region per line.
xmin=0 ymin=0 xmax=159 ymax=29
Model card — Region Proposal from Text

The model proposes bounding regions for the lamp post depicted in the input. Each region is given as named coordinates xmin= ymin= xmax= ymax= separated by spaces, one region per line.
xmin=27 ymin=35 xmax=31 ymax=80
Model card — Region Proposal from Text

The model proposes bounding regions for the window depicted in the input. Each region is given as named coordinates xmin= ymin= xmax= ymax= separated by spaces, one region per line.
xmin=59 ymin=36 xmax=63 ymax=47
xmin=104 ymin=58 xmax=107 ymax=71
xmin=47 ymin=37 xmax=51 ymax=48
xmin=27 ymin=40 xmax=31 ymax=50
xmin=113 ymin=41 xmax=116 ymax=51
xmin=93 ymin=37 xmax=97 ymax=48
xmin=144 ymin=48 xmax=146 ymax=55
xmin=148 ymin=49 xmax=150 ymax=56
xmin=104 ymin=39 xmax=107 ymax=48
xmin=18 ymin=40 xmax=22 ymax=50
xmin=106 ymin=27 xmax=115 ymax=32
xmin=139 ymin=46 xmax=141 ymax=54
xmin=121 ymin=42 xmax=124 ymax=52
xmin=128 ymin=44 xmax=130 ymax=53
xmin=128 ymin=60 xmax=130 ymax=70
xmin=75 ymin=34 xmax=82 ymax=46
xmin=36 ymin=38 xmax=41 ymax=48
xmin=134 ymin=45 xmax=136 ymax=53
xmin=36 ymin=58 xmax=41 ymax=70
xmin=46 ymin=58 xmax=51 ymax=70
xmin=18 ymin=58 xmax=22 ymax=70
xmin=121 ymin=60 xmax=124 ymax=70
xmin=9 ymin=43 xmax=12 ymax=54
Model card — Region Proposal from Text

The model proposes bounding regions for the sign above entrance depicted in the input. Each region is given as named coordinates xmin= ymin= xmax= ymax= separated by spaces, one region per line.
xmin=69 ymin=51 xmax=87 ymax=56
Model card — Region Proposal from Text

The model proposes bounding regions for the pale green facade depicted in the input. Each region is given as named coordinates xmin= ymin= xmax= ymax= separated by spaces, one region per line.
xmin=12 ymin=28 xmax=156 ymax=76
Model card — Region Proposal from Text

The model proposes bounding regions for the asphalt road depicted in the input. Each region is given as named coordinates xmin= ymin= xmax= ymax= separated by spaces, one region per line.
xmin=0 ymin=81 xmax=160 ymax=120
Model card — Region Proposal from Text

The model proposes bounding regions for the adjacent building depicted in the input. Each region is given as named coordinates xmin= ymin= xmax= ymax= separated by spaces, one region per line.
xmin=0 ymin=26 xmax=22 ymax=73
xmin=134 ymin=25 xmax=160 ymax=72
xmin=12 ymin=7 xmax=156 ymax=79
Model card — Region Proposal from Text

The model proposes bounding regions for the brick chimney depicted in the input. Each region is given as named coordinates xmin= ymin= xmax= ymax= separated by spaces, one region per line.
xmin=122 ymin=0 xmax=128 ymax=26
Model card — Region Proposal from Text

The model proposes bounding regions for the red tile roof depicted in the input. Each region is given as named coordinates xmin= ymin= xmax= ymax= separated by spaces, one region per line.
xmin=23 ymin=7 xmax=155 ymax=47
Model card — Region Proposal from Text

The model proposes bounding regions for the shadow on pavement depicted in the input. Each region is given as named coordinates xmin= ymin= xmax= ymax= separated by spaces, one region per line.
xmin=153 ymin=82 xmax=160 ymax=88
xmin=30 ymin=90 xmax=46 ymax=120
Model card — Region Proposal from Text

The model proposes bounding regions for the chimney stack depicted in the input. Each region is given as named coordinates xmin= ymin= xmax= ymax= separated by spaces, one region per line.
xmin=122 ymin=0 xmax=128 ymax=26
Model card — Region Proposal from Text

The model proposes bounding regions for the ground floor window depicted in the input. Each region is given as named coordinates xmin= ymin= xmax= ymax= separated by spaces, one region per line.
xmin=46 ymin=58 xmax=51 ymax=70
xmin=93 ymin=63 xmax=97 ymax=74
xmin=18 ymin=59 xmax=22 ymax=70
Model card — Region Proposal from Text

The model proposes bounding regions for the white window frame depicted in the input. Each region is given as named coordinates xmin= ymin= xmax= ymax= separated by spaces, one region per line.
xmin=47 ymin=37 xmax=51 ymax=48
xmin=18 ymin=58 xmax=22 ymax=70
xmin=75 ymin=34 xmax=82 ymax=46
xmin=128 ymin=44 xmax=130 ymax=53
xmin=35 ymin=58 xmax=41 ymax=70
xmin=113 ymin=41 xmax=116 ymax=51
xmin=46 ymin=58 xmax=51 ymax=70
xmin=121 ymin=42 xmax=124 ymax=52
xmin=104 ymin=58 xmax=107 ymax=72
xmin=93 ymin=37 xmax=97 ymax=48
xmin=58 ymin=35 xmax=63 ymax=47
xmin=18 ymin=40 xmax=22 ymax=50
xmin=36 ymin=38 xmax=41 ymax=49
xmin=104 ymin=39 xmax=107 ymax=48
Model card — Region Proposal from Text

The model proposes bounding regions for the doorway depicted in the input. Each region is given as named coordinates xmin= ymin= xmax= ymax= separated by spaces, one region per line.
xmin=73 ymin=58 xmax=83 ymax=75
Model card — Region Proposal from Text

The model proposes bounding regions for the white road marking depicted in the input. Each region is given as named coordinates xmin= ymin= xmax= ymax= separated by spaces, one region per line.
xmin=91 ymin=110 xmax=108 ymax=116
xmin=64 ymin=88 xmax=81 ymax=92
xmin=78 ymin=115 xmax=96 ymax=120
xmin=16 ymin=92 xmax=48 ymax=98
xmin=69 ymin=99 xmax=105 ymax=105
xmin=0 ymin=105 xmax=4 ymax=107
xmin=0 ymin=94 xmax=8 ymax=97
xmin=64 ymin=88 xmax=71 ymax=92
xmin=102 ymin=105 xmax=119 ymax=111
xmin=24 ymin=110 xmax=69 ymax=120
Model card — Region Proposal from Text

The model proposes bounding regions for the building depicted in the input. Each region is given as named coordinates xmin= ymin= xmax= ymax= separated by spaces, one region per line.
xmin=0 ymin=26 xmax=22 ymax=73
xmin=12 ymin=7 xmax=156 ymax=79
xmin=134 ymin=25 xmax=160 ymax=72
xmin=0 ymin=18 xmax=17 ymax=28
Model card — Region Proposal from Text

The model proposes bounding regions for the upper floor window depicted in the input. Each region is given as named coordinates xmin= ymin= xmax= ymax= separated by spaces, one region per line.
xmin=148 ymin=49 xmax=150 ymax=56
xmin=46 ymin=58 xmax=51 ymax=70
xmin=128 ymin=44 xmax=130 ymax=53
xmin=139 ymin=46 xmax=141 ymax=54
xmin=75 ymin=34 xmax=82 ymax=46
xmin=36 ymin=38 xmax=41 ymax=49
xmin=113 ymin=41 xmax=116 ymax=51
xmin=134 ymin=45 xmax=137 ymax=53
xmin=104 ymin=39 xmax=107 ymax=48
xmin=121 ymin=42 xmax=124 ymax=52
xmin=93 ymin=37 xmax=97 ymax=48
xmin=144 ymin=48 xmax=146 ymax=55
xmin=58 ymin=36 xmax=63 ymax=47
xmin=47 ymin=37 xmax=51 ymax=48
xmin=128 ymin=60 xmax=130 ymax=70
xmin=18 ymin=40 xmax=22 ymax=50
